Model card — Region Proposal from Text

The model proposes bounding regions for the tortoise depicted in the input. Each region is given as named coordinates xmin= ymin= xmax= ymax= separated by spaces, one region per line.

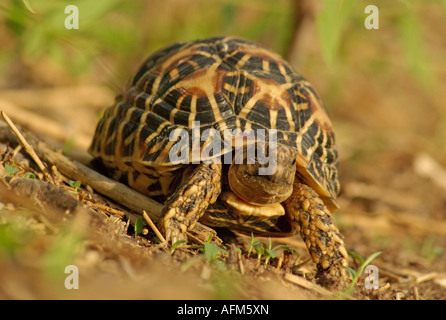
xmin=89 ymin=36 xmax=349 ymax=286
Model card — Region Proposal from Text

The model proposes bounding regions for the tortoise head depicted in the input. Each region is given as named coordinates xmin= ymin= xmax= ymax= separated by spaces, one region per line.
xmin=228 ymin=143 xmax=296 ymax=205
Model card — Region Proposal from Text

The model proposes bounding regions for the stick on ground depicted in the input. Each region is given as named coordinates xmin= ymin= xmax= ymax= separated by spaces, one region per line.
xmin=143 ymin=210 xmax=166 ymax=243
xmin=1 ymin=111 xmax=49 ymax=178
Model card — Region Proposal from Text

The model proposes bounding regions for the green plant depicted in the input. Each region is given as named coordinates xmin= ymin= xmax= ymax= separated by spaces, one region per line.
xmin=4 ymin=163 xmax=19 ymax=176
xmin=171 ymin=239 xmax=187 ymax=254
xmin=134 ymin=216 xmax=144 ymax=236
xmin=3 ymin=163 xmax=36 ymax=179
xmin=247 ymin=233 xmax=297 ymax=266
xmin=265 ymin=238 xmax=296 ymax=265
xmin=21 ymin=0 xmax=35 ymax=13
xmin=41 ymin=224 xmax=85 ymax=281
xmin=247 ymin=233 xmax=262 ymax=260
xmin=68 ymin=180 xmax=81 ymax=193
xmin=0 ymin=220 xmax=30 ymax=257
xmin=23 ymin=171 xmax=36 ymax=179
xmin=344 ymin=250 xmax=382 ymax=295
xmin=201 ymin=234 xmax=228 ymax=269
xmin=180 ymin=234 xmax=228 ymax=272
xmin=2 ymin=0 xmax=140 ymax=78
xmin=316 ymin=0 xmax=357 ymax=66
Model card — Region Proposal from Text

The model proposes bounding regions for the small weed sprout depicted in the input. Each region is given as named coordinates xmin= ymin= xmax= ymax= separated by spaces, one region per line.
xmin=23 ymin=172 xmax=36 ymax=179
xmin=201 ymin=234 xmax=228 ymax=269
xmin=247 ymin=233 xmax=262 ymax=259
xmin=344 ymin=250 xmax=382 ymax=294
xmin=171 ymin=239 xmax=187 ymax=254
xmin=4 ymin=163 xmax=19 ymax=176
xmin=180 ymin=233 xmax=228 ymax=271
xmin=134 ymin=216 xmax=144 ymax=236
xmin=68 ymin=180 xmax=81 ymax=193
xmin=248 ymin=233 xmax=297 ymax=266
xmin=4 ymin=162 xmax=36 ymax=179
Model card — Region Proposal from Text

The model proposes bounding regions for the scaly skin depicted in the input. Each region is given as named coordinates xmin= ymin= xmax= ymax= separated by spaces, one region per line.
xmin=159 ymin=162 xmax=222 ymax=243
xmin=283 ymin=181 xmax=349 ymax=288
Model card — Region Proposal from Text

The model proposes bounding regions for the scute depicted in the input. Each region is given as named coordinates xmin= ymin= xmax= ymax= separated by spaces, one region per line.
xmin=89 ymin=36 xmax=340 ymax=208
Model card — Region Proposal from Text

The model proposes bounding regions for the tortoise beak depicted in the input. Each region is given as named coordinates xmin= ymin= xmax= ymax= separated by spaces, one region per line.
xmin=228 ymin=144 xmax=296 ymax=205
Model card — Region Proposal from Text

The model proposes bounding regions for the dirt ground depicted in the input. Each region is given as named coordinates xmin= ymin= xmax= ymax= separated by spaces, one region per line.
xmin=1 ymin=1 xmax=446 ymax=301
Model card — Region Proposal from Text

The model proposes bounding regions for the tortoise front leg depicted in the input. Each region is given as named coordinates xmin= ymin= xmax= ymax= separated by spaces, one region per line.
xmin=159 ymin=162 xmax=222 ymax=243
xmin=283 ymin=181 xmax=349 ymax=288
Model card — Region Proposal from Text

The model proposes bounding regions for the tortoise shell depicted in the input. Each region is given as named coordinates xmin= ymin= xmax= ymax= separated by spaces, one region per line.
xmin=89 ymin=36 xmax=340 ymax=210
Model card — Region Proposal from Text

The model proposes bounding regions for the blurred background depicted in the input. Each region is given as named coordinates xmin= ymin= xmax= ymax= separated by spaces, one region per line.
xmin=0 ymin=0 xmax=445 ymax=299
xmin=1 ymin=0 xmax=445 ymax=154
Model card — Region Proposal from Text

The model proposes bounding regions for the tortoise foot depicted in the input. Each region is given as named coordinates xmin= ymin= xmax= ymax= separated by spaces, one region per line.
xmin=284 ymin=182 xmax=349 ymax=288
xmin=159 ymin=163 xmax=222 ymax=243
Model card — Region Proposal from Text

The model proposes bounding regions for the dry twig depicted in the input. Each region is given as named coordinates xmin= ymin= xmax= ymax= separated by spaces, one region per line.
xmin=88 ymin=201 xmax=125 ymax=216
xmin=143 ymin=210 xmax=166 ymax=243
xmin=1 ymin=110 xmax=50 ymax=180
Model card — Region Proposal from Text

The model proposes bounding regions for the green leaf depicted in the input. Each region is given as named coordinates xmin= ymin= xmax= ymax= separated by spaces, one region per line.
xmin=5 ymin=163 xmax=19 ymax=176
xmin=264 ymin=249 xmax=278 ymax=265
xmin=316 ymin=0 xmax=356 ymax=66
xmin=23 ymin=172 xmax=36 ymax=179
xmin=171 ymin=239 xmax=187 ymax=254
xmin=253 ymin=241 xmax=266 ymax=264
xmin=360 ymin=251 xmax=382 ymax=271
xmin=0 ymin=221 xmax=30 ymax=256
xmin=69 ymin=180 xmax=81 ymax=193
xmin=204 ymin=242 xmax=219 ymax=262
xmin=134 ymin=216 xmax=143 ymax=235
xmin=344 ymin=266 xmax=357 ymax=279
xmin=41 ymin=225 xmax=85 ymax=281
xmin=263 ymin=238 xmax=277 ymax=265
xmin=343 ymin=251 xmax=382 ymax=295
xmin=22 ymin=0 xmax=36 ymax=14
xmin=348 ymin=250 xmax=365 ymax=265
xmin=203 ymin=242 xmax=228 ymax=263
xmin=247 ymin=233 xmax=257 ymax=258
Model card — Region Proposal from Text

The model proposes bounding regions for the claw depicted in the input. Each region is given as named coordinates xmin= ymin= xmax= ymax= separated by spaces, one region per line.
xmin=165 ymin=228 xmax=172 ymax=243
xmin=170 ymin=228 xmax=181 ymax=245
xmin=163 ymin=222 xmax=188 ymax=246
